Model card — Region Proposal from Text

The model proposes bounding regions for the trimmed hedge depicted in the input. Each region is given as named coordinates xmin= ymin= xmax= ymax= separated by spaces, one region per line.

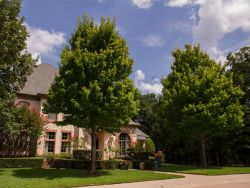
xmin=51 ymin=159 xmax=129 ymax=170
xmin=0 ymin=158 xmax=43 ymax=168
xmin=73 ymin=150 xmax=102 ymax=160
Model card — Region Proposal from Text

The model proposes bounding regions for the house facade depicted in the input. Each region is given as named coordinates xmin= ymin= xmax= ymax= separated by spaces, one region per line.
xmin=16 ymin=63 xmax=148 ymax=159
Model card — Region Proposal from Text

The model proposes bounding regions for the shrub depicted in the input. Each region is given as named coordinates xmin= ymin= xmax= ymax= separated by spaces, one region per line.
xmin=131 ymin=160 xmax=153 ymax=170
xmin=43 ymin=153 xmax=72 ymax=161
xmin=0 ymin=157 xmax=42 ymax=168
xmin=145 ymin=138 xmax=155 ymax=155
xmin=133 ymin=152 xmax=149 ymax=160
xmin=73 ymin=150 xmax=102 ymax=160
xmin=118 ymin=160 xmax=130 ymax=170
xmin=50 ymin=159 xmax=128 ymax=170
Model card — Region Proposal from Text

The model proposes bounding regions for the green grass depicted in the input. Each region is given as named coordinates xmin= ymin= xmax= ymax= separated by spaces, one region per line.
xmin=0 ymin=168 xmax=182 ymax=188
xmin=159 ymin=163 xmax=250 ymax=175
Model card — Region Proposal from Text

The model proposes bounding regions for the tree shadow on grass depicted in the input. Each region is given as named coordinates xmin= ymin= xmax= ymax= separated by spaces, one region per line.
xmin=12 ymin=168 xmax=112 ymax=180
xmin=159 ymin=164 xmax=223 ymax=172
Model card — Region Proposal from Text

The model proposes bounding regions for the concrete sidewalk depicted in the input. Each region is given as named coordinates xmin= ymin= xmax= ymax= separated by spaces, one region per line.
xmin=76 ymin=172 xmax=250 ymax=188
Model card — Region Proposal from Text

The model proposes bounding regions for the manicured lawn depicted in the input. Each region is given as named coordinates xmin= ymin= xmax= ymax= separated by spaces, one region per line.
xmin=159 ymin=163 xmax=250 ymax=175
xmin=0 ymin=168 xmax=182 ymax=188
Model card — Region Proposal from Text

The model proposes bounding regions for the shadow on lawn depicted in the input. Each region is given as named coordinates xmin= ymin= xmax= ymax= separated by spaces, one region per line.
xmin=12 ymin=168 xmax=112 ymax=180
xmin=160 ymin=164 xmax=223 ymax=172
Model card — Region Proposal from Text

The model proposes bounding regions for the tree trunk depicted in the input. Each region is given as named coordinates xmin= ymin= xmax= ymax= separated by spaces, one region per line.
xmin=199 ymin=135 xmax=208 ymax=168
xmin=90 ymin=126 xmax=97 ymax=174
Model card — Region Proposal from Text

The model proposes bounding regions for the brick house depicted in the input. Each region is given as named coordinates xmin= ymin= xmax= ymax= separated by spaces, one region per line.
xmin=16 ymin=63 xmax=148 ymax=159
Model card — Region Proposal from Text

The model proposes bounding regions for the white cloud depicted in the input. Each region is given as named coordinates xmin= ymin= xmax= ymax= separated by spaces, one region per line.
xmin=140 ymin=34 xmax=165 ymax=47
xmin=165 ymin=0 xmax=205 ymax=7
xmin=134 ymin=70 xmax=163 ymax=94
xmin=192 ymin=0 xmax=250 ymax=62
xmin=135 ymin=70 xmax=145 ymax=81
xmin=26 ymin=24 xmax=65 ymax=63
xmin=130 ymin=0 xmax=154 ymax=9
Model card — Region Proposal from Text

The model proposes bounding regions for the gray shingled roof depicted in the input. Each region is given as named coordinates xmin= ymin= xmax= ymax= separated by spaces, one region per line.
xmin=136 ymin=128 xmax=149 ymax=140
xmin=19 ymin=64 xmax=57 ymax=96
xmin=128 ymin=120 xmax=140 ymax=126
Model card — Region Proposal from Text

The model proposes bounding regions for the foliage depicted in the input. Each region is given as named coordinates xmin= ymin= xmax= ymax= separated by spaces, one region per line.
xmin=160 ymin=44 xmax=244 ymax=167
xmin=0 ymin=0 xmax=37 ymax=157
xmin=133 ymin=93 xmax=162 ymax=149
xmin=0 ymin=106 xmax=45 ymax=157
xmin=73 ymin=149 xmax=102 ymax=160
xmin=226 ymin=46 xmax=250 ymax=165
xmin=128 ymin=151 xmax=149 ymax=160
xmin=226 ymin=47 xmax=250 ymax=93
xmin=131 ymin=160 xmax=154 ymax=170
xmin=42 ymin=153 xmax=72 ymax=160
xmin=51 ymin=158 xmax=127 ymax=170
xmin=0 ymin=157 xmax=42 ymax=168
xmin=145 ymin=137 xmax=155 ymax=155
xmin=44 ymin=14 xmax=139 ymax=173
xmin=0 ymin=0 xmax=35 ymax=97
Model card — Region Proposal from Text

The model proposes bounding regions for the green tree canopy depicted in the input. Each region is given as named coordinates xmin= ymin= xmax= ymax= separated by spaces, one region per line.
xmin=226 ymin=47 xmax=250 ymax=126
xmin=0 ymin=0 xmax=35 ymax=97
xmin=226 ymin=46 xmax=250 ymax=163
xmin=160 ymin=44 xmax=244 ymax=167
xmin=133 ymin=93 xmax=162 ymax=149
xmin=0 ymin=0 xmax=36 ymax=149
xmin=44 ymin=15 xmax=139 ymax=173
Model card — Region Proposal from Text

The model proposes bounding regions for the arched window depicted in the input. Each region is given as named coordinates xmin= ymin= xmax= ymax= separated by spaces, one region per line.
xmin=17 ymin=101 xmax=30 ymax=108
xmin=119 ymin=133 xmax=131 ymax=157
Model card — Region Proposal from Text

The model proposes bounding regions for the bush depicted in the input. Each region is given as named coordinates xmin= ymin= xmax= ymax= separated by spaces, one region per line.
xmin=0 ymin=157 xmax=42 ymax=168
xmin=133 ymin=152 xmax=149 ymax=160
xmin=50 ymin=159 xmax=128 ymax=170
xmin=43 ymin=153 xmax=72 ymax=160
xmin=118 ymin=160 xmax=130 ymax=170
xmin=131 ymin=160 xmax=153 ymax=170
xmin=73 ymin=150 xmax=102 ymax=160
xmin=145 ymin=138 xmax=155 ymax=155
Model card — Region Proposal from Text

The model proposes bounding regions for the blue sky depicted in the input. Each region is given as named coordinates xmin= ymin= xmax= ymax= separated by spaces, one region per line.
xmin=21 ymin=0 xmax=250 ymax=94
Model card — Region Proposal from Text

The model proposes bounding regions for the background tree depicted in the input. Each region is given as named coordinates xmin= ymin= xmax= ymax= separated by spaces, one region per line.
xmin=44 ymin=15 xmax=139 ymax=173
xmin=160 ymin=44 xmax=244 ymax=167
xmin=133 ymin=93 xmax=162 ymax=148
xmin=226 ymin=46 xmax=250 ymax=164
xmin=0 ymin=0 xmax=35 ymax=97
xmin=0 ymin=0 xmax=36 ymax=155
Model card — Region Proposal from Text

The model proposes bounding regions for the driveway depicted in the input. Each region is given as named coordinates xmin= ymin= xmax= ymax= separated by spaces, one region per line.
xmin=76 ymin=172 xmax=250 ymax=188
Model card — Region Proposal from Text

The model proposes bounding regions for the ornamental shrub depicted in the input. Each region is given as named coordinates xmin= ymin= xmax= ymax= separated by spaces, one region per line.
xmin=145 ymin=138 xmax=155 ymax=155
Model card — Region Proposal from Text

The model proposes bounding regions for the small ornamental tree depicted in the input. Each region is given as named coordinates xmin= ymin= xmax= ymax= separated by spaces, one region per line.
xmin=44 ymin=15 xmax=139 ymax=173
xmin=160 ymin=44 xmax=244 ymax=168
xmin=145 ymin=137 xmax=155 ymax=155
xmin=0 ymin=106 xmax=45 ymax=157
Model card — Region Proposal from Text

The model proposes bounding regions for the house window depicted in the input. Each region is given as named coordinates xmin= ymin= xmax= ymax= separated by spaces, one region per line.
xmin=48 ymin=113 xmax=57 ymax=121
xmin=45 ymin=132 xmax=55 ymax=153
xmin=62 ymin=132 xmax=70 ymax=140
xmin=119 ymin=133 xmax=131 ymax=157
xmin=47 ymin=132 xmax=55 ymax=140
xmin=46 ymin=141 xmax=55 ymax=153
xmin=18 ymin=101 xmax=30 ymax=108
xmin=61 ymin=142 xmax=70 ymax=153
